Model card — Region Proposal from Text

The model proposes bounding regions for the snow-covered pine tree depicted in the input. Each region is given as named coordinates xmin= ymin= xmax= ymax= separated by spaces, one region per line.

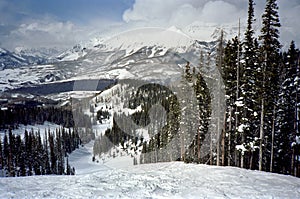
xmin=239 ymin=0 xmax=260 ymax=170
xmin=276 ymin=41 xmax=300 ymax=175
xmin=258 ymin=0 xmax=281 ymax=171
xmin=223 ymin=37 xmax=239 ymax=166
xmin=194 ymin=72 xmax=211 ymax=163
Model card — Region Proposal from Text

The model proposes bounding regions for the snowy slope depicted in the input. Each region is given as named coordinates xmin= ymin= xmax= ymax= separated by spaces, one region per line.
xmin=0 ymin=47 xmax=52 ymax=70
xmin=0 ymin=47 xmax=28 ymax=70
xmin=14 ymin=47 xmax=60 ymax=59
xmin=56 ymin=44 xmax=88 ymax=61
xmin=0 ymin=64 xmax=70 ymax=92
xmin=0 ymin=121 xmax=299 ymax=199
xmin=1 ymin=145 xmax=300 ymax=199
xmin=0 ymin=116 xmax=299 ymax=198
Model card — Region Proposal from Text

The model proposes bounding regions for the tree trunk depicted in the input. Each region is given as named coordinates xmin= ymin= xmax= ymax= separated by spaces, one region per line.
xmin=291 ymin=147 xmax=295 ymax=176
xmin=216 ymin=99 xmax=221 ymax=166
xmin=241 ymin=137 xmax=244 ymax=168
xmin=210 ymin=130 xmax=213 ymax=165
xmin=270 ymin=105 xmax=276 ymax=172
xmin=259 ymin=98 xmax=265 ymax=171
xmin=249 ymin=151 xmax=253 ymax=170
xmin=180 ymin=131 xmax=185 ymax=161
xmin=221 ymin=113 xmax=226 ymax=166
xmin=228 ymin=106 xmax=232 ymax=166
xmin=197 ymin=131 xmax=201 ymax=162
xmin=236 ymin=17 xmax=241 ymax=168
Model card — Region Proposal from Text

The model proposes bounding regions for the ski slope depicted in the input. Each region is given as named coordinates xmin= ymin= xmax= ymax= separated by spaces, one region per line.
xmin=1 ymin=138 xmax=300 ymax=199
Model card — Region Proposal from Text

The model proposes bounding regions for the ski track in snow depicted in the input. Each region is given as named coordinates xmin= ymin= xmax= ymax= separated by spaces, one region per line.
xmin=1 ymin=138 xmax=300 ymax=199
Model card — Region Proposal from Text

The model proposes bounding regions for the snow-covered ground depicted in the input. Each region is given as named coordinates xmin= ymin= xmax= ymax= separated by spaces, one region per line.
xmin=1 ymin=135 xmax=300 ymax=198
xmin=0 ymin=122 xmax=66 ymax=140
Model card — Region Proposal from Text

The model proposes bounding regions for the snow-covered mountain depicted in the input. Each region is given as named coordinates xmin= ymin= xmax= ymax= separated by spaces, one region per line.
xmin=0 ymin=47 xmax=30 ymax=70
xmin=0 ymin=27 xmax=219 ymax=94
xmin=54 ymin=27 xmax=216 ymax=82
xmin=14 ymin=47 xmax=61 ymax=60
xmin=0 ymin=47 xmax=53 ymax=70
xmin=56 ymin=44 xmax=88 ymax=61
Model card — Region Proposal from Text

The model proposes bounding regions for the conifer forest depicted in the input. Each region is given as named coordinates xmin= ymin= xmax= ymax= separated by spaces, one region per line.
xmin=94 ymin=0 xmax=300 ymax=177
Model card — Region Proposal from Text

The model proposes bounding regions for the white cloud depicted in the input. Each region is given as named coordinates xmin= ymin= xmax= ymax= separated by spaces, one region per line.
xmin=122 ymin=0 xmax=300 ymax=46
xmin=6 ymin=19 xmax=81 ymax=50
xmin=1 ymin=17 xmax=121 ymax=51
xmin=200 ymin=1 xmax=245 ymax=23
xmin=1 ymin=0 xmax=299 ymax=50
xmin=277 ymin=1 xmax=300 ymax=48
xmin=169 ymin=4 xmax=201 ymax=27
xmin=123 ymin=0 xmax=244 ymax=26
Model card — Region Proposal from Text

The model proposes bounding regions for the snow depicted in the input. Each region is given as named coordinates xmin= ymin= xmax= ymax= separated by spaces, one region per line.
xmin=0 ymin=47 xmax=7 ymax=54
xmin=237 ymin=124 xmax=248 ymax=133
xmin=296 ymin=136 xmax=300 ymax=144
xmin=0 ymin=117 xmax=299 ymax=198
xmin=1 ymin=121 xmax=300 ymax=198
xmin=1 ymin=146 xmax=300 ymax=199
xmin=0 ymin=64 xmax=60 ymax=91
xmin=103 ymin=27 xmax=194 ymax=55
xmin=0 ymin=122 xmax=66 ymax=140
xmin=236 ymin=144 xmax=247 ymax=155
xmin=235 ymin=100 xmax=244 ymax=107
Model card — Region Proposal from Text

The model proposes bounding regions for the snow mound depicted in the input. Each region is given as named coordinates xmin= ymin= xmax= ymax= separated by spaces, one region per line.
xmin=1 ymin=138 xmax=300 ymax=199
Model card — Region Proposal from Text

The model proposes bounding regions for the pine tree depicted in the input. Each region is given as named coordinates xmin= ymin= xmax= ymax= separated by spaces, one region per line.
xmin=194 ymin=72 xmax=211 ymax=163
xmin=258 ymin=0 xmax=281 ymax=171
xmin=48 ymin=131 xmax=57 ymax=174
xmin=276 ymin=41 xmax=300 ymax=175
xmin=0 ymin=135 xmax=3 ymax=175
xmin=185 ymin=61 xmax=193 ymax=82
xmin=223 ymin=37 xmax=239 ymax=166
xmin=3 ymin=133 xmax=9 ymax=176
xmin=239 ymin=0 xmax=260 ymax=169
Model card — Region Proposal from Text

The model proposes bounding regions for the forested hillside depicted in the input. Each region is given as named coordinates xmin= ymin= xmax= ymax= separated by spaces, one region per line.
xmin=93 ymin=0 xmax=300 ymax=177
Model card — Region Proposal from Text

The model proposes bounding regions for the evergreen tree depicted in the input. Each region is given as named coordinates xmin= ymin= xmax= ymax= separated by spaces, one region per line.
xmin=188 ymin=72 xmax=211 ymax=163
xmin=3 ymin=133 xmax=9 ymax=176
xmin=223 ymin=37 xmax=239 ymax=166
xmin=276 ymin=41 xmax=300 ymax=175
xmin=239 ymin=0 xmax=261 ymax=169
xmin=0 ymin=135 xmax=3 ymax=175
xmin=258 ymin=0 xmax=281 ymax=171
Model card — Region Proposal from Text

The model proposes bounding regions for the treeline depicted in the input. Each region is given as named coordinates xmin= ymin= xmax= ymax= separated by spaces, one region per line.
xmin=93 ymin=80 xmax=210 ymax=164
xmin=0 ymin=128 xmax=81 ymax=177
xmin=138 ymin=80 xmax=209 ymax=164
xmin=0 ymin=106 xmax=74 ymax=129
xmin=94 ymin=0 xmax=300 ymax=178
xmin=93 ymin=117 xmax=142 ymax=158
xmin=219 ymin=0 xmax=300 ymax=176
xmin=185 ymin=0 xmax=300 ymax=176
xmin=93 ymin=83 xmax=180 ymax=160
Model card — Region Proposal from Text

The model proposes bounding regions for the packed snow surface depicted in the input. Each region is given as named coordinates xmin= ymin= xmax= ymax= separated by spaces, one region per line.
xmin=1 ymin=139 xmax=300 ymax=198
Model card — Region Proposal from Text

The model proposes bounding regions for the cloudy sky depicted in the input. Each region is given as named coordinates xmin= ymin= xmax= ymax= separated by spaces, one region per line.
xmin=0 ymin=0 xmax=299 ymax=51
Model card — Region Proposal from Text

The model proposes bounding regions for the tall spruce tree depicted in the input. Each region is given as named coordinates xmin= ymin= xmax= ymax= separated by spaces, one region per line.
xmin=239 ymin=0 xmax=260 ymax=169
xmin=258 ymin=0 xmax=281 ymax=171
xmin=276 ymin=41 xmax=300 ymax=175
xmin=223 ymin=37 xmax=239 ymax=166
